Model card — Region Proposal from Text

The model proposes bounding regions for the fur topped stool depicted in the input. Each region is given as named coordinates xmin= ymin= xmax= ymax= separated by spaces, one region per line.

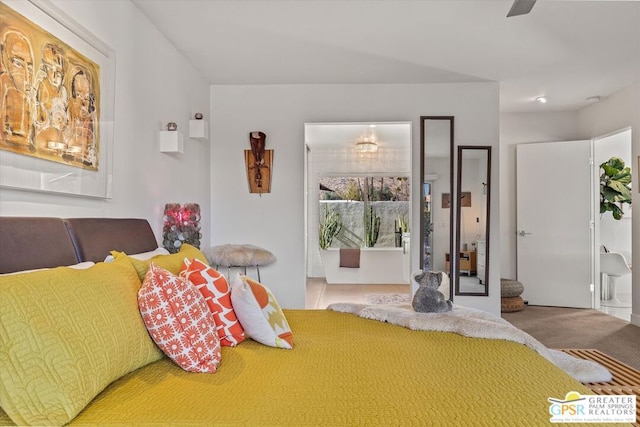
xmin=500 ymin=278 xmax=525 ymax=312
xmin=202 ymin=244 xmax=276 ymax=281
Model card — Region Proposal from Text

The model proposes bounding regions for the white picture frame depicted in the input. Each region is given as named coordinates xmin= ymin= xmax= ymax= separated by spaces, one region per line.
xmin=0 ymin=0 xmax=115 ymax=199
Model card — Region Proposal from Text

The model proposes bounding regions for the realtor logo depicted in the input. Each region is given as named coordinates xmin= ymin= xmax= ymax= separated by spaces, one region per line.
xmin=548 ymin=391 xmax=636 ymax=423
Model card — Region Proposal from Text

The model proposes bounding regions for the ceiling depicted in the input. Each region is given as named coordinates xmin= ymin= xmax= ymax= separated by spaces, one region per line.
xmin=132 ymin=0 xmax=640 ymax=113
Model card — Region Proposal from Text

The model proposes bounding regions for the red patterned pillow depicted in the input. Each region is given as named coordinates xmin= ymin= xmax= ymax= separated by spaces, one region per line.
xmin=180 ymin=259 xmax=245 ymax=346
xmin=138 ymin=263 xmax=221 ymax=373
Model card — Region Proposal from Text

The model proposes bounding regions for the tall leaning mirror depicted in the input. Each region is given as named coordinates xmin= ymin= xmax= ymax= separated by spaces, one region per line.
xmin=420 ymin=116 xmax=454 ymax=300
xmin=455 ymin=146 xmax=491 ymax=296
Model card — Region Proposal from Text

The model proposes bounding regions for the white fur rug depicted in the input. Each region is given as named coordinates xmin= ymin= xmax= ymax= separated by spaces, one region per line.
xmin=363 ymin=293 xmax=411 ymax=305
xmin=327 ymin=302 xmax=612 ymax=384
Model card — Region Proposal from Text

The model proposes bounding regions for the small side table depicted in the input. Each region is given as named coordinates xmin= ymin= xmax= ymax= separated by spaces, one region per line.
xmin=202 ymin=244 xmax=276 ymax=282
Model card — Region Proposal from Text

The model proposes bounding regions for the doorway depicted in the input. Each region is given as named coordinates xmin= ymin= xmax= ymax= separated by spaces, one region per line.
xmin=515 ymin=129 xmax=633 ymax=320
xmin=304 ymin=122 xmax=412 ymax=308
xmin=594 ymin=129 xmax=633 ymax=321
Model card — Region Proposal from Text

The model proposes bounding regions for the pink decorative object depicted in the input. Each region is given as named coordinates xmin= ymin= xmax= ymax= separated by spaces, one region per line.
xmin=163 ymin=203 xmax=201 ymax=253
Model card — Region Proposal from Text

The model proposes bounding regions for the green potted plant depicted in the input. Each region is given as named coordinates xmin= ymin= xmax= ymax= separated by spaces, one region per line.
xmin=319 ymin=204 xmax=342 ymax=249
xmin=600 ymin=156 xmax=632 ymax=220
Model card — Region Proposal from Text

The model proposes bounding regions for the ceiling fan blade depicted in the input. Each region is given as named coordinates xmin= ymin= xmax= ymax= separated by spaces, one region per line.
xmin=507 ymin=0 xmax=537 ymax=17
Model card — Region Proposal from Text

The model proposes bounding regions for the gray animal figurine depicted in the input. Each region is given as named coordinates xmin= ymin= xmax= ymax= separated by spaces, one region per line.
xmin=411 ymin=271 xmax=453 ymax=313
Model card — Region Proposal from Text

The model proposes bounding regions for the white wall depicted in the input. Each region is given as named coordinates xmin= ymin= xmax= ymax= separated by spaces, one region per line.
xmin=578 ymin=83 xmax=640 ymax=326
xmin=499 ymin=112 xmax=580 ymax=279
xmin=0 ymin=1 xmax=211 ymax=244
xmin=210 ymin=83 xmax=501 ymax=314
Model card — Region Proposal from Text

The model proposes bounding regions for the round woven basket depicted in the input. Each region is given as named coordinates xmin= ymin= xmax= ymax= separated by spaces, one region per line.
xmin=500 ymin=278 xmax=524 ymax=298
xmin=501 ymin=296 xmax=524 ymax=312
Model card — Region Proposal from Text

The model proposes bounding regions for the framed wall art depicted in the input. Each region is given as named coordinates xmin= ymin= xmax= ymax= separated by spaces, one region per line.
xmin=441 ymin=192 xmax=450 ymax=209
xmin=441 ymin=191 xmax=471 ymax=208
xmin=0 ymin=0 xmax=115 ymax=198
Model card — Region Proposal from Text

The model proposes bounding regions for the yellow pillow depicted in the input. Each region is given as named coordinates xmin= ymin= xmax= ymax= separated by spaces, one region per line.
xmin=0 ymin=257 xmax=163 ymax=426
xmin=111 ymin=243 xmax=209 ymax=280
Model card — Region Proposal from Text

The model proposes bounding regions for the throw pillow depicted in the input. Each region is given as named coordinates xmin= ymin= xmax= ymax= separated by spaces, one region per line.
xmin=230 ymin=273 xmax=293 ymax=349
xmin=112 ymin=243 xmax=208 ymax=280
xmin=0 ymin=261 xmax=95 ymax=276
xmin=104 ymin=247 xmax=169 ymax=262
xmin=0 ymin=257 xmax=163 ymax=426
xmin=181 ymin=259 xmax=245 ymax=346
xmin=138 ymin=263 xmax=221 ymax=373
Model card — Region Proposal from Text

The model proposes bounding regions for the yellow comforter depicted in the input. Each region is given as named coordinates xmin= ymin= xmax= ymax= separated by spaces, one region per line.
xmin=0 ymin=310 xmax=607 ymax=426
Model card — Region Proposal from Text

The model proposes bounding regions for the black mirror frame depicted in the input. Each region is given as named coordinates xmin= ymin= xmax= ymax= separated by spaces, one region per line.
xmin=455 ymin=145 xmax=491 ymax=296
xmin=420 ymin=116 xmax=455 ymax=300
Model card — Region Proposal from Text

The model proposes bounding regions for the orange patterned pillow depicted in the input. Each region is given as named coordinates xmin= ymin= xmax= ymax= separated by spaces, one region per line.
xmin=180 ymin=259 xmax=245 ymax=346
xmin=230 ymin=273 xmax=293 ymax=349
xmin=138 ymin=263 xmax=221 ymax=372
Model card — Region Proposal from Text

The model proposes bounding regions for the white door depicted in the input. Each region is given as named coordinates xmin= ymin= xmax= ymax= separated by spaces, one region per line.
xmin=516 ymin=141 xmax=593 ymax=308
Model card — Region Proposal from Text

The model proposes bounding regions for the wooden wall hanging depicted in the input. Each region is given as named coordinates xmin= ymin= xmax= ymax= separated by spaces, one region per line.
xmin=244 ymin=131 xmax=273 ymax=194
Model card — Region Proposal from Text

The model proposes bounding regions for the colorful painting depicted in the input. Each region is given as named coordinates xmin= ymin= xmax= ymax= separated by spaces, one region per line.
xmin=0 ymin=2 xmax=100 ymax=171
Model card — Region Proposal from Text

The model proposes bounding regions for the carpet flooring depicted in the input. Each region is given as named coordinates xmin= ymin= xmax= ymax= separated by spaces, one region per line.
xmin=502 ymin=305 xmax=640 ymax=371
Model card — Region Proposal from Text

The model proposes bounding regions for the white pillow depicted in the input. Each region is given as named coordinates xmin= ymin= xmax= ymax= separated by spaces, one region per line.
xmin=0 ymin=261 xmax=95 ymax=276
xmin=230 ymin=273 xmax=293 ymax=349
xmin=104 ymin=247 xmax=169 ymax=262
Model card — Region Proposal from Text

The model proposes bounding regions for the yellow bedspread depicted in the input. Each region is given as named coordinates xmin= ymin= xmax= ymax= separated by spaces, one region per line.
xmin=0 ymin=310 xmax=615 ymax=426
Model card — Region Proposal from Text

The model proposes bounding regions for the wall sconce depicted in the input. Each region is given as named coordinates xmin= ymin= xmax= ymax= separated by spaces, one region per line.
xmin=163 ymin=203 xmax=202 ymax=253
xmin=189 ymin=113 xmax=208 ymax=140
xmin=160 ymin=114 xmax=208 ymax=153
xmin=160 ymin=122 xmax=184 ymax=153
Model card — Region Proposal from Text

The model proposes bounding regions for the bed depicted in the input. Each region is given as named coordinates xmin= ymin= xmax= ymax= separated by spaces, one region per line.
xmin=0 ymin=217 xmax=613 ymax=426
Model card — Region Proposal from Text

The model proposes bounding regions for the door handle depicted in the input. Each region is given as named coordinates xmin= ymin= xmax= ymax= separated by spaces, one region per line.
xmin=517 ymin=230 xmax=532 ymax=237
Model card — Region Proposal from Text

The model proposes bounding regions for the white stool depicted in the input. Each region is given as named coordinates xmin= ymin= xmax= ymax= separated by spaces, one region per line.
xmin=203 ymin=244 xmax=276 ymax=282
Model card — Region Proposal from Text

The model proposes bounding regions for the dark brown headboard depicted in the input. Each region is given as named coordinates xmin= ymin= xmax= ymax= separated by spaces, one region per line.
xmin=0 ymin=217 xmax=79 ymax=274
xmin=65 ymin=218 xmax=158 ymax=262
xmin=0 ymin=217 xmax=159 ymax=273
